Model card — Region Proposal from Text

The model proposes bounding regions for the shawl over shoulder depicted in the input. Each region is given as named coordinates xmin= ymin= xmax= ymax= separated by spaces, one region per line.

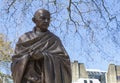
xmin=11 ymin=30 xmax=72 ymax=83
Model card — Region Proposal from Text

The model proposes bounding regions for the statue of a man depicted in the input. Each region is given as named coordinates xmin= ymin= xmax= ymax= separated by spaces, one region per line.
xmin=11 ymin=9 xmax=72 ymax=83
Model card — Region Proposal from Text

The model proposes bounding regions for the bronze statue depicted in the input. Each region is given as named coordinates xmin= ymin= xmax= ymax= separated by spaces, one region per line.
xmin=11 ymin=9 xmax=72 ymax=83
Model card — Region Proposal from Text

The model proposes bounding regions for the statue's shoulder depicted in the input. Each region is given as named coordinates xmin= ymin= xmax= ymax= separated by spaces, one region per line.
xmin=48 ymin=31 xmax=61 ymax=41
xmin=48 ymin=31 xmax=58 ymax=37
xmin=18 ymin=31 xmax=34 ymax=43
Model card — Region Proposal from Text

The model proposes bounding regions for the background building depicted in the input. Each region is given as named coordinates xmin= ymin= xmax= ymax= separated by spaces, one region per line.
xmin=107 ymin=64 xmax=120 ymax=83
xmin=71 ymin=61 xmax=120 ymax=83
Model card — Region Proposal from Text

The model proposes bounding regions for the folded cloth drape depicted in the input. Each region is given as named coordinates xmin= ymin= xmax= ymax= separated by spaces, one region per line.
xmin=11 ymin=29 xmax=72 ymax=83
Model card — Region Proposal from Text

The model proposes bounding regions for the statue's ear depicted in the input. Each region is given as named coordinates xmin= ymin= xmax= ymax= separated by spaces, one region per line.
xmin=32 ymin=17 xmax=36 ymax=23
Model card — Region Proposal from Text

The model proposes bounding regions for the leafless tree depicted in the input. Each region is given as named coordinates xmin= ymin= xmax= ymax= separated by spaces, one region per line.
xmin=1 ymin=0 xmax=120 ymax=69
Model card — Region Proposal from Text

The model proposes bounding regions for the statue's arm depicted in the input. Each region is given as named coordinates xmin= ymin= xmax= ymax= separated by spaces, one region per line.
xmin=30 ymin=50 xmax=44 ymax=60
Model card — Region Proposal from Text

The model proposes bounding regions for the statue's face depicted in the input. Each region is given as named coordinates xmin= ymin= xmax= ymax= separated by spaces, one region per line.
xmin=34 ymin=10 xmax=50 ymax=32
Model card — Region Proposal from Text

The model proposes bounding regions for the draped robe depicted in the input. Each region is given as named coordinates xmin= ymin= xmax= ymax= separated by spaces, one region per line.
xmin=11 ymin=29 xmax=72 ymax=83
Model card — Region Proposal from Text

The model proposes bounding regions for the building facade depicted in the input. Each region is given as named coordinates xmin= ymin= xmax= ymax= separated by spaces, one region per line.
xmin=107 ymin=64 xmax=120 ymax=83
xmin=72 ymin=61 xmax=120 ymax=83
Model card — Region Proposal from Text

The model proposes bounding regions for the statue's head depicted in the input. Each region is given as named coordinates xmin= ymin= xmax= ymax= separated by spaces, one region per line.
xmin=32 ymin=9 xmax=51 ymax=32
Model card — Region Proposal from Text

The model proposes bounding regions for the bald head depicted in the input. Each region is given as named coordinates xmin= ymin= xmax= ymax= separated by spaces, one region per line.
xmin=34 ymin=9 xmax=50 ymax=19
xmin=32 ymin=9 xmax=51 ymax=32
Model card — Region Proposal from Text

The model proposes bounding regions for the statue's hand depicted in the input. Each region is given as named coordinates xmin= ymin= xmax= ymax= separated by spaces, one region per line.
xmin=30 ymin=50 xmax=44 ymax=60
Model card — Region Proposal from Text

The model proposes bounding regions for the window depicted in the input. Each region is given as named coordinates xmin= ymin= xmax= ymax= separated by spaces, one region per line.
xmin=90 ymin=80 xmax=93 ymax=83
xmin=84 ymin=80 xmax=87 ymax=83
xmin=117 ymin=76 xmax=120 ymax=80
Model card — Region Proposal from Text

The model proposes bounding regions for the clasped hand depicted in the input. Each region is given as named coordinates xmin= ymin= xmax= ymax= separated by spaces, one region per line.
xmin=30 ymin=50 xmax=44 ymax=60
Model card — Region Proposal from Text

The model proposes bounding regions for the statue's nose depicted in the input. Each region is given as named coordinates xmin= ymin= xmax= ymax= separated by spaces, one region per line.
xmin=44 ymin=19 xmax=48 ymax=22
